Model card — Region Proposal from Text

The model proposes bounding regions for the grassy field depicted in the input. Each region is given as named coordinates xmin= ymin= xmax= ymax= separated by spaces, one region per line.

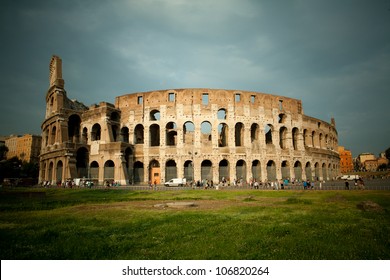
xmin=0 ymin=187 xmax=389 ymax=260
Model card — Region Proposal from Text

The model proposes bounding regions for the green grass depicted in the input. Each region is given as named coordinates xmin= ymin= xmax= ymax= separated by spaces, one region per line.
xmin=0 ymin=188 xmax=389 ymax=259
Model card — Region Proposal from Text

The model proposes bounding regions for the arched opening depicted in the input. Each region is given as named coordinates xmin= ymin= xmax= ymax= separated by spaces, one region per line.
xmin=183 ymin=121 xmax=195 ymax=144
xmin=235 ymin=122 xmax=244 ymax=146
xmin=265 ymin=124 xmax=273 ymax=145
xmin=68 ymin=114 xmax=81 ymax=143
xmin=48 ymin=162 xmax=54 ymax=183
xmin=165 ymin=160 xmax=177 ymax=182
xmin=124 ymin=147 xmax=133 ymax=183
xmin=121 ymin=127 xmax=129 ymax=143
xmin=82 ymin=127 xmax=88 ymax=144
xmin=150 ymin=109 xmax=160 ymax=121
xmin=166 ymin=122 xmax=177 ymax=146
xmin=184 ymin=160 xmax=194 ymax=182
xmin=267 ymin=160 xmax=276 ymax=181
xmin=252 ymin=160 xmax=261 ymax=181
xmin=279 ymin=126 xmax=288 ymax=149
xmin=219 ymin=159 xmax=229 ymax=183
xmin=111 ymin=124 xmax=119 ymax=142
xmin=133 ymin=161 xmax=144 ymax=183
xmin=217 ymin=108 xmax=227 ymax=120
xmin=56 ymin=161 xmax=63 ymax=183
xmin=218 ymin=123 xmax=228 ymax=147
xmin=90 ymin=161 xmax=99 ymax=181
xmin=305 ymin=162 xmax=312 ymax=181
xmin=51 ymin=126 xmax=56 ymax=144
xmin=201 ymin=121 xmax=212 ymax=143
xmin=281 ymin=160 xmax=290 ymax=179
xmin=314 ymin=162 xmax=320 ymax=180
xmin=236 ymin=160 xmax=247 ymax=182
xmin=149 ymin=160 xmax=160 ymax=184
xmin=322 ymin=163 xmax=327 ymax=181
xmin=149 ymin=124 xmax=160 ymax=146
xmin=294 ymin=161 xmax=302 ymax=181
xmin=110 ymin=111 xmax=120 ymax=122
xmin=303 ymin=129 xmax=308 ymax=147
xmin=134 ymin=124 xmax=144 ymax=144
xmin=251 ymin=123 xmax=260 ymax=142
xmin=278 ymin=113 xmax=287 ymax=123
xmin=91 ymin=123 xmax=101 ymax=141
xmin=76 ymin=147 xmax=89 ymax=178
xmin=292 ymin=127 xmax=299 ymax=150
xmin=104 ymin=160 xmax=115 ymax=182
xmin=201 ymin=160 xmax=212 ymax=181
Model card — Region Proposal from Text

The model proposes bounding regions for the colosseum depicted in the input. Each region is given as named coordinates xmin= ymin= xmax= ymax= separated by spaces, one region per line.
xmin=39 ymin=55 xmax=340 ymax=186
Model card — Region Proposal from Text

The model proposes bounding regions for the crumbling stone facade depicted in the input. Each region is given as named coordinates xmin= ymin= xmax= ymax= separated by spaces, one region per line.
xmin=39 ymin=55 xmax=340 ymax=186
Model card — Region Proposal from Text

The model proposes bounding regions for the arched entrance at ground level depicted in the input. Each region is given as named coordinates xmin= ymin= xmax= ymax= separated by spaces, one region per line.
xmin=184 ymin=161 xmax=194 ymax=182
xmin=124 ymin=148 xmax=134 ymax=183
xmin=267 ymin=160 xmax=276 ymax=181
xmin=252 ymin=160 xmax=261 ymax=181
xmin=149 ymin=160 xmax=160 ymax=184
xmin=76 ymin=147 xmax=89 ymax=178
xmin=294 ymin=161 xmax=303 ymax=181
xmin=90 ymin=161 xmax=99 ymax=181
xmin=281 ymin=161 xmax=290 ymax=179
xmin=219 ymin=159 xmax=229 ymax=183
xmin=314 ymin=162 xmax=320 ymax=180
xmin=322 ymin=163 xmax=328 ymax=181
xmin=48 ymin=162 xmax=54 ymax=183
xmin=305 ymin=162 xmax=312 ymax=181
xmin=56 ymin=161 xmax=63 ymax=183
xmin=133 ymin=161 xmax=144 ymax=184
xmin=201 ymin=160 xmax=212 ymax=182
xmin=104 ymin=160 xmax=115 ymax=182
xmin=165 ymin=160 xmax=177 ymax=182
xmin=236 ymin=160 xmax=246 ymax=182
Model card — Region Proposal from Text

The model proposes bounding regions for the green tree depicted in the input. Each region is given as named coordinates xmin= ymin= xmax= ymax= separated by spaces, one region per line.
xmin=0 ymin=145 xmax=8 ymax=161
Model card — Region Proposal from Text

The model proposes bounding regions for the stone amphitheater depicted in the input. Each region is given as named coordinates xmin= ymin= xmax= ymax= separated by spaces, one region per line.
xmin=39 ymin=55 xmax=340 ymax=186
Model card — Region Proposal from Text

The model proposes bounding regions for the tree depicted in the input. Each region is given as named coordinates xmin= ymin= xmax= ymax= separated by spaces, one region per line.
xmin=385 ymin=147 xmax=390 ymax=161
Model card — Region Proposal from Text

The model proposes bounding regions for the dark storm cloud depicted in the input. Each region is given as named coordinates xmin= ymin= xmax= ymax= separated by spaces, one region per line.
xmin=0 ymin=0 xmax=389 ymax=156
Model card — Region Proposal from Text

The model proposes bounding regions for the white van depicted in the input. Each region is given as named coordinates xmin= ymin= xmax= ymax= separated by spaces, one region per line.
xmin=164 ymin=178 xmax=186 ymax=187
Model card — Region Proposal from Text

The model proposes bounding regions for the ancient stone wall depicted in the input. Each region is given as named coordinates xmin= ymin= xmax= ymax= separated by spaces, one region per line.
xmin=39 ymin=56 xmax=339 ymax=186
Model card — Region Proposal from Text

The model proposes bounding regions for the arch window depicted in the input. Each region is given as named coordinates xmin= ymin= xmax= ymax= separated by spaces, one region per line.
xmin=51 ymin=126 xmax=56 ymax=144
xmin=110 ymin=111 xmax=120 ymax=122
xmin=121 ymin=127 xmax=129 ymax=143
xmin=134 ymin=124 xmax=144 ymax=144
xmin=281 ymin=160 xmax=290 ymax=179
xmin=184 ymin=160 xmax=194 ymax=182
xmin=68 ymin=114 xmax=81 ymax=143
xmin=279 ymin=126 xmax=288 ymax=149
xmin=91 ymin=123 xmax=101 ymax=141
xmin=82 ymin=127 xmax=88 ymax=144
xmin=251 ymin=123 xmax=260 ymax=142
xmin=183 ymin=121 xmax=195 ymax=144
xmin=217 ymin=108 xmax=227 ymax=120
xmin=265 ymin=124 xmax=273 ymax=145
xmin=294 ymin=161 xmax=302 ymax=181
xmin=292 ymin=127 xmax=299 ymax=150
xmin=133 ymin=161 xmax=144 ymax=183
xmin=150 ymin=110 xmax=160 ymax=121
xmin=218 ymin=123 xmax=228 ymax=147
xmin=235 ymin=122 xmax=244 ymax=146
xmin=201 ymin=121 xmax=212 ymax=143
xmin=166 ymin=122 xmax=177 ymax=146
xmin=149 ymin=124 xmax=160 ymax=146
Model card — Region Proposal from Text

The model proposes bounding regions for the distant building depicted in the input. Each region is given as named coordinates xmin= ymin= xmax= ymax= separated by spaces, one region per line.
xmin=356 ymin=152 xmax=389 ymax=171
xmin=338 ymin=146 xmax=354 ymax=173
xmin=5 ymin=134 xmax=42 ymax=163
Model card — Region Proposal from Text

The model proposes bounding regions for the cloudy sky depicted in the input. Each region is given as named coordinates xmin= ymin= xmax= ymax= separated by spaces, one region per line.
xmin=0 ymin=0 xmax=389 ymax=157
